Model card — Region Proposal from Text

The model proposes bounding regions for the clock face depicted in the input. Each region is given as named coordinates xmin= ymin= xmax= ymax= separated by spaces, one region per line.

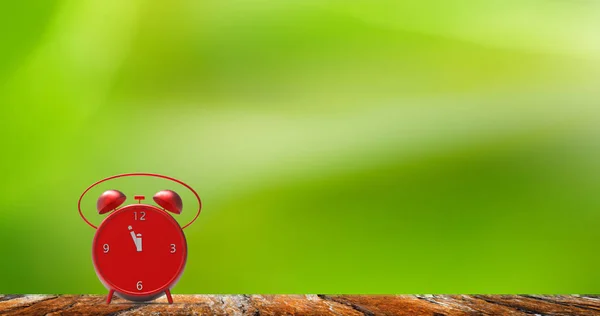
xmin=92 ymin=204 xmax=187 ymax=298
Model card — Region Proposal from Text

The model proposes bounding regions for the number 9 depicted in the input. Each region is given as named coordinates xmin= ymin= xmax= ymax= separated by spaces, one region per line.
xmin=103 ymin=244 xmax=109 ymax=253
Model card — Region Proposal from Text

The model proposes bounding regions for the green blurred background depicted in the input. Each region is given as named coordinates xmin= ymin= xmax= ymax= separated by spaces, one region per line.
xmin=1 ymin=0 xmax=599 ymax=294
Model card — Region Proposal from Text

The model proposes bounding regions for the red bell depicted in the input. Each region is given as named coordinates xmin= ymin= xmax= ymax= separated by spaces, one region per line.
xmin=97 ymin=190 xmax=126 ymax=214
xmin=153 ymin=190 xmax=183 ymax=214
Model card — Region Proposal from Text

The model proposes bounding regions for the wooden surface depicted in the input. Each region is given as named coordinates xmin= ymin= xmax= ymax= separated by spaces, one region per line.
xmin=0 ymin=294 xmax=599 ymax=315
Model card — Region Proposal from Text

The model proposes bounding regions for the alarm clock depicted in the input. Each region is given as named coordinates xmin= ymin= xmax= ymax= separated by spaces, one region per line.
xmin=78 ymin=173 xmax=202 ymax=304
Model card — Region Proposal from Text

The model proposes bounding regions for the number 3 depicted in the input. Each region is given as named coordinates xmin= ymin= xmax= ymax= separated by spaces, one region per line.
xmin=170 ymin=244 xmax=176 ymax=253
xmin=137 ymin=281 xmax=143 ymax=291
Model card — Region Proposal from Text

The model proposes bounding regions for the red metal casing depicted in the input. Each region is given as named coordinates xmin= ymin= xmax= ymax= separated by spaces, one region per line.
xmin=97 ymin=190 xmax=126 ymax=214
xmin=92 ymin=204 xmax=187 ymax=302
xmin=153 ymin=190 xmax=183 ymax=214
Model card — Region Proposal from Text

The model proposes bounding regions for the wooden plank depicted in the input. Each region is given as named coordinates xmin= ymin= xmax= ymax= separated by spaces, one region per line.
xmin=0 ymin=295 xmax=597 ymax=315
xmin=420 ymin=295 xmax=527 ymax=315
xmin=0 ymin=295 xmax=56 ymax=313
xmin=321 ymin=295 xmax=468 ymax=315
xmin=250 ymin=295 xmax=363 ymax=316
xmin=474 ymin=295 xmax=600 ymax=316
xmin=524 ymin=295 xmax=600 ymax=311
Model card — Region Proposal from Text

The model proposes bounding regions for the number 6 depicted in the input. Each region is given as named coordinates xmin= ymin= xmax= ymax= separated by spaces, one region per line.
xmin=137 ymin=281 xmax=143 ymax=291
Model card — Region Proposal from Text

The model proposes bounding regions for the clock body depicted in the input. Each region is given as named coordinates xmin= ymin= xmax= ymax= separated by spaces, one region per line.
xmin=92 ymin=204 xmax=187 ymax=301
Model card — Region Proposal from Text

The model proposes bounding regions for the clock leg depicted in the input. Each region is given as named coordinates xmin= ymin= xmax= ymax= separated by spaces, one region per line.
xmin=165 ymin=289 xmax=173 ymax=304
xmin=106 ymin=289 xmax=115 ymax=304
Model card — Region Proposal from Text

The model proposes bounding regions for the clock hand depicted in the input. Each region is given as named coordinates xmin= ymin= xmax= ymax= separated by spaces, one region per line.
xmin=136 ymin=233 xmax=142 ymax=251
xmin=128 ymin=226 xmax=143 ymax=252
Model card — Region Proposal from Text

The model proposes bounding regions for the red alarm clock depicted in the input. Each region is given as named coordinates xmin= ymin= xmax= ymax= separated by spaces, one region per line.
xmin=78 ymin=173 xmax=202 ymax=304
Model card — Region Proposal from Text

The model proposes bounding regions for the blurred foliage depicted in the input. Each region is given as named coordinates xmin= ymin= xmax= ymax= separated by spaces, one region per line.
xmin=0 ymin=0 xmax=599 ymax=293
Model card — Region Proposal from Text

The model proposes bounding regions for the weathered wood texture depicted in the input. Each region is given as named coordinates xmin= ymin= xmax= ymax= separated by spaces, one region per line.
xmin=0 ymin=295 xmax=598 ymax=315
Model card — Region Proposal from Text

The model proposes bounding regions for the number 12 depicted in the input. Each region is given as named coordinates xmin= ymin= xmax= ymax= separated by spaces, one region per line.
xmin=134 ymin=212 xmax=146 ymax=221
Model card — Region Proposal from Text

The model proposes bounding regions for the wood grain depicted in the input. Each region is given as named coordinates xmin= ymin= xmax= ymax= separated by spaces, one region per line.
xmin=0 ymin=295 xmax=598 ymax=315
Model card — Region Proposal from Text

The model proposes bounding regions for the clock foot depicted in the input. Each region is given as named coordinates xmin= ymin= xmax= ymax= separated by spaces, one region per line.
xmin=165 ymin=289 xmax=173 ymax=304
xmin=106 ymin=289 xmax=115 ymax=304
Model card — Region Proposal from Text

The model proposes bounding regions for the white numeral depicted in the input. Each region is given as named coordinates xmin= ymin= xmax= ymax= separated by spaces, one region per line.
xmin=137 ymin=281 xmax=143 ymax=291
xmin=134 ymin=211 xmax=146 ymax=221
xmin=103 ymin=244 xmax=109 ymax=253
xmin=170 ymin=244 xmax=176 ymax=253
